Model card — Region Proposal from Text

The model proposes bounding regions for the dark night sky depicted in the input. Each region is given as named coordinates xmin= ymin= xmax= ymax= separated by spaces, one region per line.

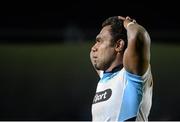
xmin=0 ymin=1 xmax=179 ymax=29
xmin=0 ymin=1 xmax=179 ymax=42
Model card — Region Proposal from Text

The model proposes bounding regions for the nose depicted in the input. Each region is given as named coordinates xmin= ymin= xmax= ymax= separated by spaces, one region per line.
xmin=91 ymin=44 xmax=97 ymax=52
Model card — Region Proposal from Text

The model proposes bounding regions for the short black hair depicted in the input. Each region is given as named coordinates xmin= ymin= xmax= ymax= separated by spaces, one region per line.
xmin=102 ymin=16 xmax=127 ymax=49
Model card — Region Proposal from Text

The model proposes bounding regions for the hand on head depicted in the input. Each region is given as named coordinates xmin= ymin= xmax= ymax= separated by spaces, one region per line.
xmin=118 ymin=16 xmax=136 ymax=29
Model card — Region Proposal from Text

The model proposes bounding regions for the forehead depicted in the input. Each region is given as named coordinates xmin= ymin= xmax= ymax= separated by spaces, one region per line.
xmin=96 ymin=25 xmax=112 ymax=39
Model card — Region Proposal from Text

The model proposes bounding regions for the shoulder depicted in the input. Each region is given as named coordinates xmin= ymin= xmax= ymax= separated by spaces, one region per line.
xmin=124 ymin=64 xmax=152 ymax=83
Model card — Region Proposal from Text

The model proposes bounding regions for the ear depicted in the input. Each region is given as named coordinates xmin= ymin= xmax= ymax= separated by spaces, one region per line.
xmin=115 ymin=39 xmax=125 ymax=52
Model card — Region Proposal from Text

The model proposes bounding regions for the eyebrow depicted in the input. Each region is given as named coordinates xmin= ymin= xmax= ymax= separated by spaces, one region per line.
xmin=96 ymin=36 xmax=104 ymax=43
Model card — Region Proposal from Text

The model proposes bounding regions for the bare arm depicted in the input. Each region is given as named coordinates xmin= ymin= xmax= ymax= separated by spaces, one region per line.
xmin=119 ymin=16 xmax=151 ymax=76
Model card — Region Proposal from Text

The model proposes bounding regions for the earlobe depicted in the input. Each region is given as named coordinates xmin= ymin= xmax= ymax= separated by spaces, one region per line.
xmin=115 ymin=39 xmax=125 ymax=52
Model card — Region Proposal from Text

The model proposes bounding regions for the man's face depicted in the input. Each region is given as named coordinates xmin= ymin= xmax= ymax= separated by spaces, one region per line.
xmin=90 ymin=25 xmax=117 ymax=71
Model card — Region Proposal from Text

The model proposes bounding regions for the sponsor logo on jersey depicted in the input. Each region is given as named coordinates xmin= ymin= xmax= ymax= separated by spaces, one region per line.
xmin=93 ymin=89 xmax=112 ymax=104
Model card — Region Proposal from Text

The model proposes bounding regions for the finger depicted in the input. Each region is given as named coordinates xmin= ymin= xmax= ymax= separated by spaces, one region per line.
xmin=118 ymin=16 xmax=126 ymax=20
xmin=132 ymin=19 xmax=136 ymax=23
xmin=126 ymin=16 xmax=131 ymax=20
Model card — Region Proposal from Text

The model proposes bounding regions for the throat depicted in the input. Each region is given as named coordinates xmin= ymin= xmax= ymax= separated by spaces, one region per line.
xmin=105 ymin=64 xmax=123 ymax=73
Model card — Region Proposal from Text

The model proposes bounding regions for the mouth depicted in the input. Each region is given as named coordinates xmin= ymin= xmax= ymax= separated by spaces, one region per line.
xmin=93 ymin=56 xmax=97 ymax=59
xmin=93 ymin=56 xmax=98 ymax=60
xmin=92 ymin=56 xmax=98 ymax=62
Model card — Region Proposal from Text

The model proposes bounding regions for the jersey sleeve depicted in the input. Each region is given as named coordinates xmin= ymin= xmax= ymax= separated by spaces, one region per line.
xmin=118 ymin=68 xmax=145 ymax=121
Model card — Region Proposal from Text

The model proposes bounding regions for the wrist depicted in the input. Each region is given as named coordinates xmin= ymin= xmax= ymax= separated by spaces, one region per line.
xmin=127 ymin=22 xmax=135 ymax=28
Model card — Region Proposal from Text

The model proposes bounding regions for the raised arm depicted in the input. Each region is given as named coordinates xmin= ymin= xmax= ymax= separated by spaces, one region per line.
xmin=119 ymin=16 xmax=151 ymax=76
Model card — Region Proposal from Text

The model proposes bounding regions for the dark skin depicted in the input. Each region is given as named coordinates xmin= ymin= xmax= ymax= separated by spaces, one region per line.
xmin=90 ymin=16 xmax=151 ymax=76
xmin=119 ymin=16 xmax=151 ymax=75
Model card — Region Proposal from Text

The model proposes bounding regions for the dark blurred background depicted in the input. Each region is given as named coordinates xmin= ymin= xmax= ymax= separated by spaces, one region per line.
xmin=0 ymin=1 xmax=180 ymax=121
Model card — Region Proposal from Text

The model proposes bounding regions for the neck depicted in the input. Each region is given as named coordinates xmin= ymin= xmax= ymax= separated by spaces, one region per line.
xmin=105 ymin=53 xmax=123 ymax=72
xmin=105 ymin=64 xmax=123 ymax=73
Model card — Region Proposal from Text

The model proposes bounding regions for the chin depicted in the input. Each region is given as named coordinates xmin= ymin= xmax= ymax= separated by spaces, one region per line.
xmin=94 ymin=64 xmax=102 ymax=70
xmin=95 ymin=64 xmax=106 ymax=71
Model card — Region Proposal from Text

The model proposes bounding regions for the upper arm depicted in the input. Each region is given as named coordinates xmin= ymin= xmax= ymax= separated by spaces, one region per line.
xmin=123 ymin=24 xmax=151 ymax=76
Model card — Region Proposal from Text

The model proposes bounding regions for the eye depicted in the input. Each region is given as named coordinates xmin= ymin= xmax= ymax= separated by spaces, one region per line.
xmin=96 ymin=39 xmax=100 ymax=43
xmin=96 ymin=38 xmax=102 ymax=43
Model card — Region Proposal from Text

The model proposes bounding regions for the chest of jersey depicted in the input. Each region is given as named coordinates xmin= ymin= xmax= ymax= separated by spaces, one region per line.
xmin=92 ymin=70 xmax=126 ymax=121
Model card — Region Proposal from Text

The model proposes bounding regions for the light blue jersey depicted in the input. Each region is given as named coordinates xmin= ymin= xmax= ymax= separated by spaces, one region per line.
xmin=92 ymin=65 xmax=153 ymax=121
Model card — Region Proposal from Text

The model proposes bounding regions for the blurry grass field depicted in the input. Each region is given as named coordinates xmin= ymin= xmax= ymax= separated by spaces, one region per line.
xmin=0 ymin=42 xmax=179 ymax=120
xmin=0 ymin=42 xmax=179 ymax=86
